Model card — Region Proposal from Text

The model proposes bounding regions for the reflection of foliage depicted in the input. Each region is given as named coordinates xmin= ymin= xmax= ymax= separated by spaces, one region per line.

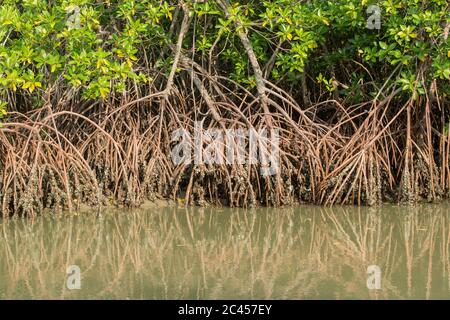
xmin=0 ymin=206 xmax=448 ymax=299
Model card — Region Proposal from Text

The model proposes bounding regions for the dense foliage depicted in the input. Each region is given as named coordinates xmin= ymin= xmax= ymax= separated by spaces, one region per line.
xmin=0 ymin=0 xmax=448 ymax=109
xmin=1 ymin=0 xmax=450 ymax=215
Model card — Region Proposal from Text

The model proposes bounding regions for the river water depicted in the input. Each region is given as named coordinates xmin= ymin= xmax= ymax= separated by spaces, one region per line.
xmin=0 ymin=204 xmax=449 ymax=299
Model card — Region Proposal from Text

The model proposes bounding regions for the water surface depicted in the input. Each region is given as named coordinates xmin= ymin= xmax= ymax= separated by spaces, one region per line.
xmin=0 ymin=204 xmax=449 ymax=299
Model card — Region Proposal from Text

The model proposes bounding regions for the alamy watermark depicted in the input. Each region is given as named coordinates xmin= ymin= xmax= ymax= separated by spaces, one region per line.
xmin=66 ymin=6 xmax=81 ymax=30
xmin=171 ymin=122 xmax=280 ymax=176
xmin=367 ymin=5 xmax=381 ymax=30
xmin=366 ymin=265 xmax=381 ymax=290
xmin=66 ymin=265 xmax=81 ymax=290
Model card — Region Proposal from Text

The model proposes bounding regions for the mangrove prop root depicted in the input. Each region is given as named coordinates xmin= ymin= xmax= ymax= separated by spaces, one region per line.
xmin=1 ymin=2 xmax=450 ymax=216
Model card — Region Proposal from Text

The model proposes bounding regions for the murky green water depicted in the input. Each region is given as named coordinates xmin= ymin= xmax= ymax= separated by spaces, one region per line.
xmin=0 ymin=204 xmax=449 ymax=299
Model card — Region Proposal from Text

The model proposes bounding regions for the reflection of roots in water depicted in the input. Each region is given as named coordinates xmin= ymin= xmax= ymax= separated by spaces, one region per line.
xmin=0 ymin=206 xmax=448 ymax=299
